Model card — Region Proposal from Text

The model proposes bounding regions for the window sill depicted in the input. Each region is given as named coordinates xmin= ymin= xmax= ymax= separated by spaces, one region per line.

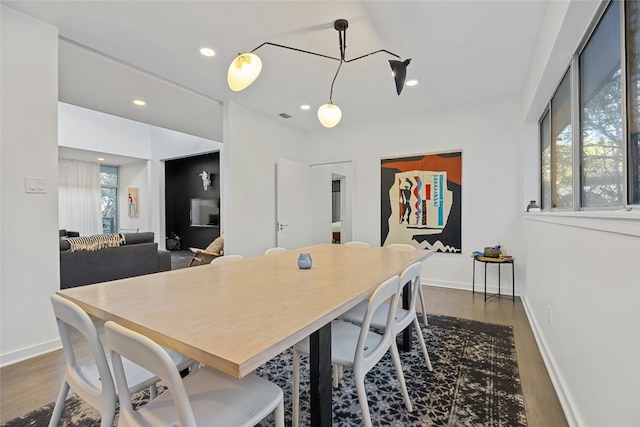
xmin=523 ymin=209 xmax=640 ymax=237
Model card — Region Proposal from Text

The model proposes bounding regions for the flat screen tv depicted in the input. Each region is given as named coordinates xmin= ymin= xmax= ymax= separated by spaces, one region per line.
xmin=190 ymin=198 xmax=219 ymax=227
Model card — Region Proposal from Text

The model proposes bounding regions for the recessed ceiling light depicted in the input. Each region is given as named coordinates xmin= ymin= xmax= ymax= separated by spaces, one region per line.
xmin=405 ymin=78 xmax=420 ymax=87
xmin=300 ymin=104 xmax=311 ymax=111
xmin=132 ymin=99 xmax=146 ymax=106
xmin=97 ymin=157 xmax=105 ymax=161
xmin=199 ymin=47 xmax=216 ymax=57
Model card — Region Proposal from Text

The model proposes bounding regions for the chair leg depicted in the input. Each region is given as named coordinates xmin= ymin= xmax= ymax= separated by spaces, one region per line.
xmin=418 ymin=285 xmax=429 ymax=326
xmin=354 ymin=371 xmax=373 ymax=427
xmin=99 ymin=413 xmax=115 ymax=427
xmin=274 ymin=397 xmax=285 ymax=427
xmin=413 ymin=318 xmax=433 ymax=372
xmin=390 ymin=342 xmax=413 ymax=412
xmin=332 ymin=363 xmax=339 ymax=388
xmin=149 ymin=383 xmax=157 ymax=399
xmin=292 ymin=348 xmax=301 ymax=427
xmin=48 ymin=381 xmax=70 ymax=427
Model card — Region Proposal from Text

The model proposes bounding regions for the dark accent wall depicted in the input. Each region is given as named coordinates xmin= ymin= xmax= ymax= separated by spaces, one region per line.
xmin=165 ymin=152 xmax=220 ymax=249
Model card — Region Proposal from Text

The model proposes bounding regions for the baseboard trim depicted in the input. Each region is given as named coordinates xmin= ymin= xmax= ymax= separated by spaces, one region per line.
xmin=0 ymin=338 xmax=61 ymax=368
xmin=520 ymin=296 xmax=581 ymax=427
xmin=422 ymin=278 xmax=521 ymax=297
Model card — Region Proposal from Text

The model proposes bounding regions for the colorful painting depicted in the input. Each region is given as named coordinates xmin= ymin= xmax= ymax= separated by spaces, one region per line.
xmin=128 ymin=187 xmax=139 ymax=218
xmin=381 ymin=151 xmax=462 ymax=253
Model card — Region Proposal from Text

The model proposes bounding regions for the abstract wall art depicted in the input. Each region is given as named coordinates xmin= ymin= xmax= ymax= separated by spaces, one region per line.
xmin=381 ymin=151 xmax=462 ymax=253
xmin=128 ymin=187 xmax=139 ymax=218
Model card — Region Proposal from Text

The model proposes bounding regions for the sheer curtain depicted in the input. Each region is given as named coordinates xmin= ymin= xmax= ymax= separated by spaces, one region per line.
xmin=58 ymin=158 xmax=102 ymax=236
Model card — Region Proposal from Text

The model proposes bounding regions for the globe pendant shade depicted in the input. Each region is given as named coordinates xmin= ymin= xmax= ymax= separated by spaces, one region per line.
xmin=317 ymin=103 xmax=342 ymax=128
xmin=227 ymin=53 xmax=262 ymax=92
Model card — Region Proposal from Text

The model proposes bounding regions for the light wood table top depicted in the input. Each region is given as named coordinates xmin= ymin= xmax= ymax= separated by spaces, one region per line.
xmin=58 ymin=243 xmax=431 ymax=379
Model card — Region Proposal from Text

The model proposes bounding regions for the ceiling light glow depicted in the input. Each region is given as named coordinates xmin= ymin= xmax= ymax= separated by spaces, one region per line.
xmin=199 ymin=47 xmax=216 ymax=57
xmin=405 ymin=78 xmax=420 ymax=87
xmin=132 ymin=99 xmax=146 ymax=106
xmin=300 ymin=104 xmax=311 ymax=110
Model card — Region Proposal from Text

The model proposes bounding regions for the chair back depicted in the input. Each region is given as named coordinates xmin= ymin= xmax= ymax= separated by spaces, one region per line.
xmin=344 ymin=241 xmax=370 ymax=248
xmin=354 ymin=275 xmax=401 ymax=373
xmin=105 ymin=321 xmax=197 ymax=427
xmin=211 ymin=254 xmax=245 ymax=264
xmin=265 ymin=247 xmax=287 ymax=255
xmin=386 ymin=243 xmax=416 ymax=251
xmin=399 ymin=262 xmax=422 ymax=319
xmin=50 ymin=295 xmax=116 ymax=418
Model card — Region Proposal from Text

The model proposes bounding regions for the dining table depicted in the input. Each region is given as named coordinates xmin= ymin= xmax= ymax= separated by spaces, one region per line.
xmin=58 ymin=242 xmax=431 ymax=426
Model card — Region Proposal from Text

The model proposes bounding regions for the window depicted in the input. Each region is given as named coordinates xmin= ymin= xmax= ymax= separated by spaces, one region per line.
xmin=539 ymin=0 xmax=639 ymax=210
xmin=580 ymin=0 xmax=622 ymax=208
xmin=552 ymin=71 xmax=573 ymax=209
xmin=100 ymin=166 xmax=118 ymax=233
xmin=627 ymin=0 xmax=640 ymax=204
xmin=540 ymin=110 xmax=552 ymax=209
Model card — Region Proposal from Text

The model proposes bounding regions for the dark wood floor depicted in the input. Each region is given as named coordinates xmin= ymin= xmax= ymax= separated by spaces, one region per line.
xmin=0 ymin=284 xmax=567 ymax=426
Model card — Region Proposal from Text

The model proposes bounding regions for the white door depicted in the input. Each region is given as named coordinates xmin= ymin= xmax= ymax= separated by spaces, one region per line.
xmin=276 ymin=158 xmax=331 ymax=249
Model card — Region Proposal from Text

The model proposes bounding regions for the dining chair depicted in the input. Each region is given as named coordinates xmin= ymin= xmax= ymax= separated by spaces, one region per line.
xmin=48 ymin=295 xmax=194 ymax=427
xmin=292 ymin=275 xmax=413 ymax=427
xmin=210 ymin=254 xmax=245 ymax=264
xmin=344 ymin=241 xmax=370 ymax=248
xmin=341 ymin=262 xmax=433 ymax=372
xmin=105 ymin=321 xmax=285 ymax=427
xmin=264 ymin=247 xmax=287 ymax=255
xmin=386 ymin=243 xmax=429 ymax=326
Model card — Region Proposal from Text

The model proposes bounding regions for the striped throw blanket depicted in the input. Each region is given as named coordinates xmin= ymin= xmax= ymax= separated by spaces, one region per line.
xmin=67 ymin=233 xmax=125 ymax=252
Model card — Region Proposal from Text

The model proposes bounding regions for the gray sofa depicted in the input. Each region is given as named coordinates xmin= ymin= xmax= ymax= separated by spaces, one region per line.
xmin=60 ymin=232 xmax=171 ymax=289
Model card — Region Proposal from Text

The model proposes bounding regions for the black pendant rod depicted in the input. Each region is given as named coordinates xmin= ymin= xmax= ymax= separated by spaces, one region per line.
xmin=248 ymin=42 xmax=400 ymax=62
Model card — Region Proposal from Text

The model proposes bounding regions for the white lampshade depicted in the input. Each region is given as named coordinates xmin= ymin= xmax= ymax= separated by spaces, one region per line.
xmin=317 ymin=103 xmax=342 ymax=128
xmin=227 ymin=53 xmax=262 ymax=92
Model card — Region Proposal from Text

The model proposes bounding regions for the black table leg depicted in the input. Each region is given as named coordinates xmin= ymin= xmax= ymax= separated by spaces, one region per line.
xmin=511 ymin=261 xmax=515 ymax=301
xmin=398 ymin=281 xmax=412 ymax=351
xmin=472 ymin=258 xmax=476 ymax=295
xmin=484 ymin=262 xmax=487 ymax=301
xmin=498 ymin=263 xmax=501 ymax=296
xmin=309 ymin=323 xmax=332 ymax=427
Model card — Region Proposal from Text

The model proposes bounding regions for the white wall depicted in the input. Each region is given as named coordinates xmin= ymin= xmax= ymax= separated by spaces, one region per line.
xmin=0 ymin=6 xmax=61 ymax=366
xmin=518 ymin=1 xmax=640 ymax=425
xmin=118 ymin=161 xmax=151 ymax=232
xmin=302 ymin=97 xmax=523 ymax=292
xmin=59 ymin=102 xmax=152 ymax=159
xmin=522 ymin=215 xmax=639 ymax=426
xmin=223 ymin=102 xmax=306 ymax=256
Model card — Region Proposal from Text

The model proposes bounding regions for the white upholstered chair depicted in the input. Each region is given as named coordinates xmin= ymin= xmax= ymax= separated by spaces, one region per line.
xmin=105 ymin=321 xmax=285 ymax=427
xmin=48 ymin=295 xmax=194 ymax=427
xmin=292 ymin=275 xmax=413 ymax=427
xmin=386 ymin=243 xmax=429 ymax=326
xmin=341 ymin=262 xmax=433 ymax=372
xmin=264 ymin=247 xmax=287 ymax=255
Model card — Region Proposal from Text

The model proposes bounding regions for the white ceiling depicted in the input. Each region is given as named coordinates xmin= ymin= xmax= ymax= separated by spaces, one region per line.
xmin=4 ymin=1 xmax=548 ymax=140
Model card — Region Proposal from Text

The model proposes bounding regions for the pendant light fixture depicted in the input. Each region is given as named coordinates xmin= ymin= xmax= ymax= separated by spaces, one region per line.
xmin=227 ymin=18 xmax=411 ymax=128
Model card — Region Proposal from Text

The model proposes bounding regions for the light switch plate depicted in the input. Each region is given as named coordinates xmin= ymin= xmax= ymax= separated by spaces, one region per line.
xmin=25 ymin=176 xmax=46 ymax=194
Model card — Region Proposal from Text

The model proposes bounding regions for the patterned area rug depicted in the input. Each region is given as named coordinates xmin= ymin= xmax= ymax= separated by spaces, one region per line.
xmin=2 ymin=314 xmax=526 ymax=427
